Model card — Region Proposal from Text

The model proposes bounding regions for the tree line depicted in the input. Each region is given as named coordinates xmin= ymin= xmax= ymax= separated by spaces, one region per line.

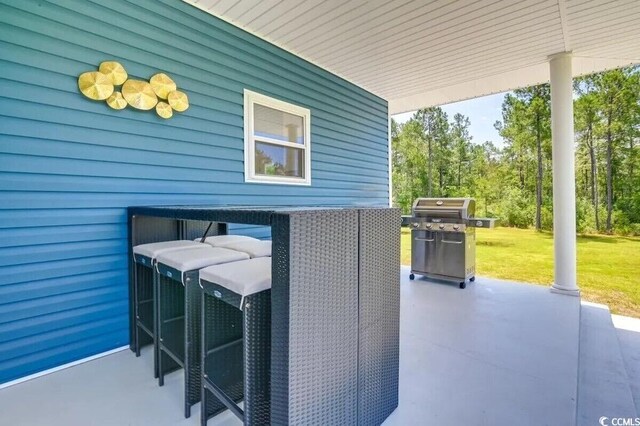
xmin=391 ymin=66 xmax=640 ymax=235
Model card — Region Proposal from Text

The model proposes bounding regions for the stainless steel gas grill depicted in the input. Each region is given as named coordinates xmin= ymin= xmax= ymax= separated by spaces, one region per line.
xmin=406 ymin=198 xmax=495 ymax=288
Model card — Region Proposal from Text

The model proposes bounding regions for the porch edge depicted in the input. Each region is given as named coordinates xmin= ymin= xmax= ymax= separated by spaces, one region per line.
xmin=0 ymin=346 xmax=129 ymax=390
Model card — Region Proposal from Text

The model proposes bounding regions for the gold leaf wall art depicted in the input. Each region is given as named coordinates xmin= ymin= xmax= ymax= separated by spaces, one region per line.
xmin=106 ymin=92 xmax=127 ymax=110
xmin=122 ymin=80 xmax=158 ymax=110
xmin=78 ymin=71 xmax=114 ymax=100
xmin=167 ymin=90 xmax=189 ymax=112
xmin=99 ymin=61 xmax=128 ymax=85
xmin=77 ymin=61 xmax=189 ymax=119
xmin=156 ymin=102 xmax=173 ymax=119
xmin=150 ymin=73 xmax=176 ymax=99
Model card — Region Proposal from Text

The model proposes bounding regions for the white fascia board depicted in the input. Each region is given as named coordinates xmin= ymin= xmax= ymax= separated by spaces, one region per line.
xmin=389 ymin=56 xmax=640 ymax=114
xmin=389 ymin=63 xmax=550 ymax=114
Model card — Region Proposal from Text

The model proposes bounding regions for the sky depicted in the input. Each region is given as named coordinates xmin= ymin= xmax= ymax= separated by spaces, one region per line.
xmin=391 ymin=92 xmax=507 ymax=147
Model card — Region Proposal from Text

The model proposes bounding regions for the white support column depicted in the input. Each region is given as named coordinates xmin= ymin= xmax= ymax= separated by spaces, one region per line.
xmin=388 ymin=114 xmax=393 ymax=207
xmin=549 ymin=52 xmax=580 ymax=296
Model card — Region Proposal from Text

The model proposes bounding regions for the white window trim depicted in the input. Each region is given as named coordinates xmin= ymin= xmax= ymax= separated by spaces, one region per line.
xmin=244 ymin=89 xmax=311 ymax=186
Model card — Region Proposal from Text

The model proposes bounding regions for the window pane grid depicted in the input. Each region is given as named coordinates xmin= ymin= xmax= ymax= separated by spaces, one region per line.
xmin=253 ymin=136 xmax=306 ymax=150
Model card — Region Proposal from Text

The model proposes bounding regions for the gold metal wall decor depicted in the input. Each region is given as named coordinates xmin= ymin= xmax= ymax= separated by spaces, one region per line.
xmin=150 ymin=73 xmax=176 ymax=99
xmin=78 ymin=61 xmax=189 ymax=119
xmin=78 ymin=71 xmax=114 ymax=100
xmin=99 ymin=61 xmax=128 ymax=85
xmin=106 ymin=92 xmax=127 ymax=110
xmin=167 ymin=90 xmax=189 ymax=112
xmin=122 ymin=80 xmax=158 ymax=110
xmin=156 ymin=102 xmax=173 ymax=119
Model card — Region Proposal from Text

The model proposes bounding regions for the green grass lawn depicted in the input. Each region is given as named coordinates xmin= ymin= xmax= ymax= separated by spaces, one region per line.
xmin=401 ymin=227 xmax=640 ymax=317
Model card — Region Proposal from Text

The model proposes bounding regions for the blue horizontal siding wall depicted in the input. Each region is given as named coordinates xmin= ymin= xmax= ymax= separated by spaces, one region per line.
xmin=0 ymin=0 xmax=389 ymax=384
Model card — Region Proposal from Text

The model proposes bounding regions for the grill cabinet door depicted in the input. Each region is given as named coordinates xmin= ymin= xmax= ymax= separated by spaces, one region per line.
xmin=411 ymin=230 xmax=436 ymax=274
xmin=435 ymin=232 xmax=465 ymax=279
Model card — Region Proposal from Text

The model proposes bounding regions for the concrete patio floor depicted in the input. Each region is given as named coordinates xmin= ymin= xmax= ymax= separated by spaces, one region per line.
xmin=0 ymin=267 xmax=585 ymax=425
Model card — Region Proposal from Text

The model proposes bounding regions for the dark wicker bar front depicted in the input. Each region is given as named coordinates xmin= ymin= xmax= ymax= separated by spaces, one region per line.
xmin=128 ymin=205 xmax=400 ymax=425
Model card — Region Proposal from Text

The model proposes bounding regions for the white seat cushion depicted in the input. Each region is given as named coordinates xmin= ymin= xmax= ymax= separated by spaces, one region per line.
xmin=221 ymin=240 xmax=271 ymax=258
xmin=133 ymin=240 xmax=206 ymax=260
xmin=197 ymin=235 xmax=259 ymax=248
xmin=199 ymin=257 xmax=271 ymax=297
xmin=156 ymin=247 xmax=249 ymax=272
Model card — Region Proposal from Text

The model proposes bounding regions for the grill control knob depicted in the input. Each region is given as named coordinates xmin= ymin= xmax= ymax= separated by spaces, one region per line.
xmin=453 ymin=225 xmax=459 ymax=230
xmin=412 ymin=222 xmax=420 ymax=228
xmin=439 ymin=224 xmax=445 ymax=230
xmin=426 ymin=223 xmax=432 ymax=229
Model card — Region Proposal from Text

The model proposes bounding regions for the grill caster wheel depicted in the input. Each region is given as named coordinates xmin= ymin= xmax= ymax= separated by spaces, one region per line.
xmin=459 ymin=282 xmax=466 ymax=289
xmin=409 ymin=273 xmax=415 ymax=280
xmin=470 ymin=277 xmax=475 ymax=282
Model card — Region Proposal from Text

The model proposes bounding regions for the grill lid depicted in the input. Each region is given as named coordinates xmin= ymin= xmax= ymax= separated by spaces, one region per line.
xmin=412 ymin=198 xmax=476 ymax=219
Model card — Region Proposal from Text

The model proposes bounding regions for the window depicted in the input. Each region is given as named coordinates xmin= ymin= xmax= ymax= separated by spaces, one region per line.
xmin=244 ymin=90 xmax=311 ymax=185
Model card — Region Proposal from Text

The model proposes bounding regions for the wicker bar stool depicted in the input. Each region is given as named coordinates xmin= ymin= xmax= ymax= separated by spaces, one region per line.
xmin=155 ymin=247 xmax=250 ymax=418
xmin=198 ymin=256 xmax=272 ymax=426
xmin=132 ymin=240 xmax=207 ymax=377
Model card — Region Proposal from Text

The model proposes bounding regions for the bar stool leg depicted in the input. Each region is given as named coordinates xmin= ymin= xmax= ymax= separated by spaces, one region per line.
xmin=184 ymin=274 xmax=190 ymax=419
xmin=157 ymin=275 xmax=165 ymax=387
xmin=153 ymin=269 xmax=159 ymax=378
xmin=184 ymin=273 xmax=192 ymax=419
xmin=243 ymin=291 xmax=271 ymax=425
xmin=200 ymin=293 xmax=208 ymax=426
xmin=134 ymin=333 xmax=140 ymax=357
xmin=184 ymin=271 xmax=202 ymax=419
xmin=133 ymin=265 xmax=141 ymax=357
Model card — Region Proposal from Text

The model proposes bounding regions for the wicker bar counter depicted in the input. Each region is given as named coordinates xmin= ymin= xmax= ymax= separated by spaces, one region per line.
xmin=127 ymin=205 xmax=400 ymax=425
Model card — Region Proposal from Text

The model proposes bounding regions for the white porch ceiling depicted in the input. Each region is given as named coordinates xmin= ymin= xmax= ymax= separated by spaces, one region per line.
xmin=184 ymin=0 xmax=640 ymax=114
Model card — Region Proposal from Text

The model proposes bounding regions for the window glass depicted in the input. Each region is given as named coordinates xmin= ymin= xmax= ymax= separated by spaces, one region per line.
xmin=254 ymin=104 xmax=304 ymax=144
xmin=254 ymin=141 xmax=305 ymax=178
